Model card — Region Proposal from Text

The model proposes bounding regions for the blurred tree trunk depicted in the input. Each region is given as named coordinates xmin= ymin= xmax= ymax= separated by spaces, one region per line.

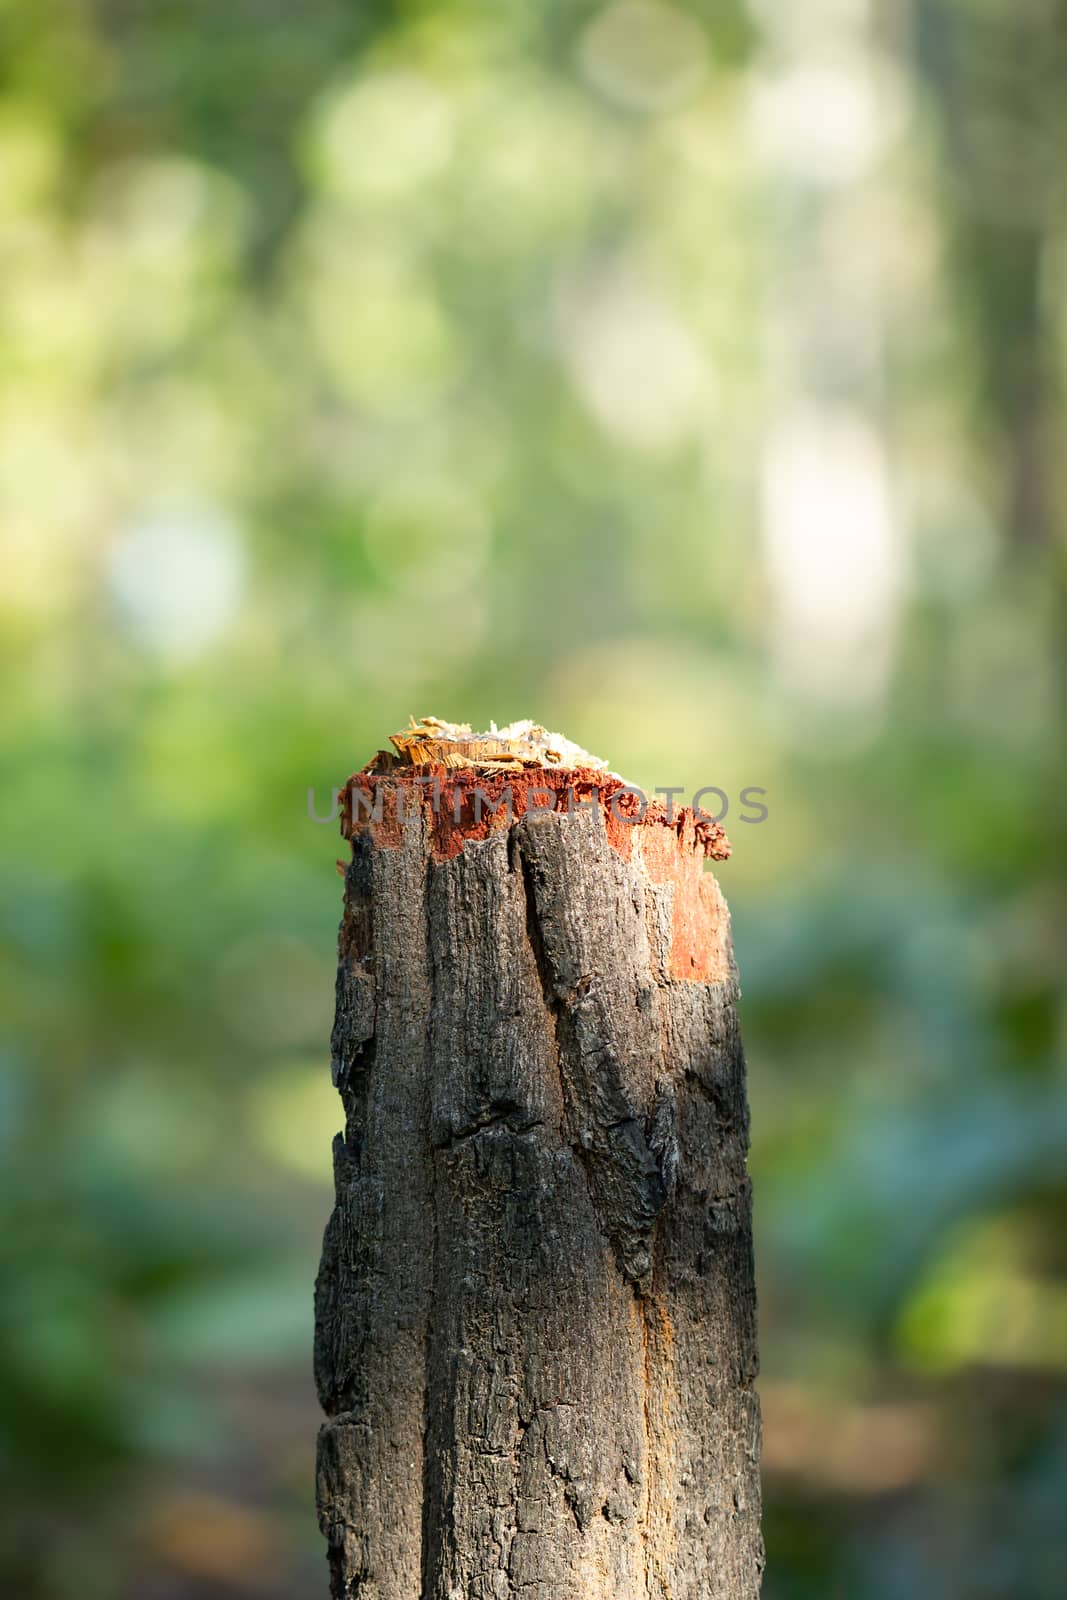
xmin=315 ymin=781 xmax=762 ymax=1599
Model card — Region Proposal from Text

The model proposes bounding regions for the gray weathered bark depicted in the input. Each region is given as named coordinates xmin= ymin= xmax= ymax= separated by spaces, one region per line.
xmin=316 ymin=775 xmax=762 ymax=1599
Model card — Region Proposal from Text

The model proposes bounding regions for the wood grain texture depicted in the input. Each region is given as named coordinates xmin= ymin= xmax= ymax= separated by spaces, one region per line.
xmin=316 ymin=777 xmax=762 ymax=1599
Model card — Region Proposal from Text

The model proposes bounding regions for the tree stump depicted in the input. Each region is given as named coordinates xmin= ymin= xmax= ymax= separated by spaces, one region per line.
xmin=315 ymin=726 xmax=762 ymax=1599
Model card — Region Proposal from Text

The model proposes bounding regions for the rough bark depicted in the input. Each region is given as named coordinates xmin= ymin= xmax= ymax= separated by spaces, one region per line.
xmin=315 ymin=770 xmax=762 ymax=1599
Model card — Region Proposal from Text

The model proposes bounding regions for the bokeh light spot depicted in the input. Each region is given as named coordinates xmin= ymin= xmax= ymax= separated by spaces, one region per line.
xmin=107 ymin=503 xmax=246 ymax=661
xmin=577 ymin=2 xmax=709 ymax=115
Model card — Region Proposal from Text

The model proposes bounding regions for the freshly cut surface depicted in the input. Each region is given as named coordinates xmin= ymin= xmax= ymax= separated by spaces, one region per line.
xmin=363 ymin=715 xmax=615 ymax=775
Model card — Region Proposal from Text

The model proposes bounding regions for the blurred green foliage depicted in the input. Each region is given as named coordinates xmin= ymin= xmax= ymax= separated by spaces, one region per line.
xmin=1 ymin=0 xmax=1065 ymax=1595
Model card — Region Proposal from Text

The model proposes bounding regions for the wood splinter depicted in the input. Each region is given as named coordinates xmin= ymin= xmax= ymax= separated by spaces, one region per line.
xmin=315 ymin=718 xmax=763 ymax=1599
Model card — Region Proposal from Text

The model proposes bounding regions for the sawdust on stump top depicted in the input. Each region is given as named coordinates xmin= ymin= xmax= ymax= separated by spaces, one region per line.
xmin=361 ymin=715 xmax=614 ymax=776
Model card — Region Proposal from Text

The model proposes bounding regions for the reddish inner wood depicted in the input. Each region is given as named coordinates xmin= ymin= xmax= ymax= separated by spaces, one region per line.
xmin=341 ymin=765 xmax=731 ymax=984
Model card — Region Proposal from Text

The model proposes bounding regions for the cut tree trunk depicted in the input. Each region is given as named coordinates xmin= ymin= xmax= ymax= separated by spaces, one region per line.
xmin=315 ymin=762 xmax=762 ymax=1600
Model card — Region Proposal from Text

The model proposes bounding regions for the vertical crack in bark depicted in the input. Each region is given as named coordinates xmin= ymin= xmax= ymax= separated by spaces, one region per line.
xmin=513 ymin=816 xmax=668 ymax=1293
xmin=637 ymin=1294 xmax=677 ymax=1600
xmin=639 ymin=1299 xmax=657 ymax=1600
xmin=513 ymin=828 xmax=612 ymax=1268
xmin=510 ymin=827 xmax=565 ymax=1121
